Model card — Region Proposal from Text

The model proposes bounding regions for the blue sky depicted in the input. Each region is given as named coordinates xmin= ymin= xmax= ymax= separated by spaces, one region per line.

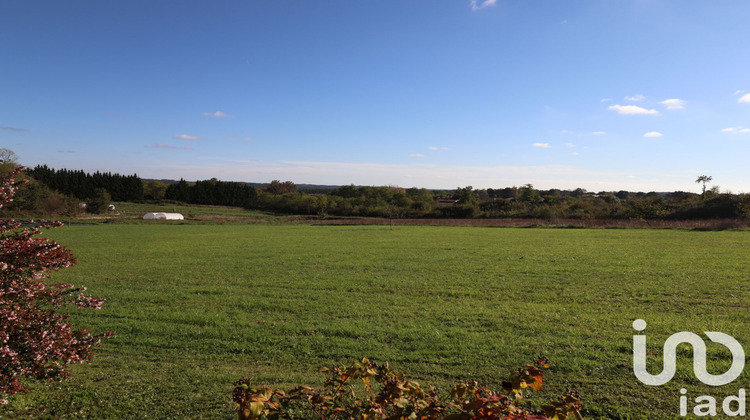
xmin=3 ymin=1 xmax=750 ymax=192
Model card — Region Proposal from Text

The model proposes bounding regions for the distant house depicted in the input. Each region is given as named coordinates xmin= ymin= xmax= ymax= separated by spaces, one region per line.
xmin=143 ymin=212 xmax=184 ymax=220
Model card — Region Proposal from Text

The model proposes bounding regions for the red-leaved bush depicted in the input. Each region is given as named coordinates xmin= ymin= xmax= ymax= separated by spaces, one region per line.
xmin=1 ymin=167 xmax=113 ymax=404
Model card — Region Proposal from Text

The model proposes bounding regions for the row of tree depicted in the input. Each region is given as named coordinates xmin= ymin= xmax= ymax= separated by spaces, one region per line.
xmin=8 ymin=160 xmax=750 ymax=221
xmin=247 ymin=182 xmax=750 ymax=221
xmin=25 ymin=165 xmax=143 ymax=202
xmin=164 ymin=178 xmax=258 ymax=207
xmin=252 ymin=184 xmax=436 ymax=217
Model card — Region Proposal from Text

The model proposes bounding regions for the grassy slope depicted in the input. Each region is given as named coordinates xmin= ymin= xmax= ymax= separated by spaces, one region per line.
xmin=4 ymin=225 xmax=750 ymax=419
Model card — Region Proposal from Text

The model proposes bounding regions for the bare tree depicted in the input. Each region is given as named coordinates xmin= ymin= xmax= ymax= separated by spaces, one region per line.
xmin=0 ymin=148 xmax=18 ymax=165
xmin=0 ymin=149 xmax=19 ymax=177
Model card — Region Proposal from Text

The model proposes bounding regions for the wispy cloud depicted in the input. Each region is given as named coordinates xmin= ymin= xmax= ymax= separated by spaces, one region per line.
xmin=600 ymin=98 xmax=612 ymax=103
xmin=734 ymin=90 xmax=745 ymax=96
xmin=410 ymin=154 xmax=425 ymax=158
xmin=429 ymin=146 xmax=450 ymax=151
xmin=624 ymin=94 xmax=645 ymax=102
xmin=56 ymin=150 xmax=75 ymax=154
xmin=532 ymin=143 xmax=551 ymax=148
xmin=148 ymin=144 xmax=194 ymax=150
xmin=608 ymin=104 xmax=659 ymax=115
xmin=643 ymin=131 xmax=663 ymax=138
xmin=173 ymin=134 xmax=200 ymax=140
xmin=565 ymin=142 xmax=575 ymax=147
xmin=659 ymin=98 xmax=685 ymax=110
xmin=470 ymin=0 xmax=496 ymax=11
xmin=229 ymin=136 xmax=252 ymax=142
xmin=201 ymin=111 xmax=233 ymax=118
xmin=592 ymin=131 xmax=607 ymax=136
xmin=0 ymin=126 xmax=28 ymax=132
xmin=203 ymin=157 xmax=261 ymax=165
xmin=739 ymin=93 xmax=750 ymax=104
xmin=721 ymin=126 xmax=750 ymax=134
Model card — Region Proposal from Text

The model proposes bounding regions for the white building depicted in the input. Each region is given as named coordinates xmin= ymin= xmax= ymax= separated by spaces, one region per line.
xmin=143 ymin=212 xmax=184 ymax=220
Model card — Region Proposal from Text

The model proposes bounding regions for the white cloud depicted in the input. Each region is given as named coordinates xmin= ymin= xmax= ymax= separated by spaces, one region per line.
xmin=625 ymin=94 xmax=645 ymax=102
xmin=659 ymin=99 xmax=685 ymax=110
xmin=592 ymin=131 xmax=607 ymax=136
xmin=643 ymin=131 xmax=663 ymax=138
xmin=721 ymin=126 xmax=750 ymax=134
xmin=734 ymin=90 xmax=745 ymax=96
xmin=533 ymin=143 xmax=551 ymax=148
xmin=470 ymin=0 xmax=496 ymax=11
xmin=739 ymin=93 xmax=750 ymax=103
xmin=410 ymin=154 xmax=425 ymax=158
xmin=571 ymin=152 xmax=579 ymax=156
xmin=173 ymin=134 xmax=200 ymax=140
xmin=608 ymin=104 xmax=659 ymax=115
xmin=148 ymin=144 xmax=193 ymax=150
xmin=600 ymin=98 xmax=612 ymax=103
xmin=201 ymin=111 xmax=233 ymax=118
xmin=428 ymin=146 xmax=450 ymax=151
xmin=565 ymin=142 xmax=575 ymax=147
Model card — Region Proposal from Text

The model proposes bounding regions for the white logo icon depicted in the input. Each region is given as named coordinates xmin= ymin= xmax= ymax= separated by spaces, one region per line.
xmin=632 ymin=319 xmax=745 ymax=386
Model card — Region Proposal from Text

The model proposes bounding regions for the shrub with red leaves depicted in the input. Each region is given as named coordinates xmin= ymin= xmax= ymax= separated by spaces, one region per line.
xmin=1 ymin=167 xmax=113 ymax=404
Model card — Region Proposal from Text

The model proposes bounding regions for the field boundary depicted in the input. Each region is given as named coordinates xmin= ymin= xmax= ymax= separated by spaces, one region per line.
xmin=310 ymin=217 xmax=750 ymax=229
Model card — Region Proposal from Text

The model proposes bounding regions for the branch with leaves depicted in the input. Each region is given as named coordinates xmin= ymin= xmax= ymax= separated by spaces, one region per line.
xmin=1 ymin=167 xmax=113 ymax=404
xmin=233 ymin=357 xmax=582 ymax=420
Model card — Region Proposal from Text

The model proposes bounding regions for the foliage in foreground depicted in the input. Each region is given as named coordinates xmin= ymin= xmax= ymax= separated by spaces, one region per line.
xmin=233 ymin=357 xmax=582 ymax=420
xmin=0 ymin=167 xmax=113 ymax=404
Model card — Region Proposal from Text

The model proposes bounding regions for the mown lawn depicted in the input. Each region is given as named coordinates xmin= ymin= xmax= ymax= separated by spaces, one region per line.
xmin=3 ymin=225 xmax=750 ymax=419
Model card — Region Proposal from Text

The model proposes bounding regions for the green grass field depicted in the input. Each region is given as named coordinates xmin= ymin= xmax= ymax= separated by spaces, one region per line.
xmin=3 ymin=224 xmax=750 ymax=419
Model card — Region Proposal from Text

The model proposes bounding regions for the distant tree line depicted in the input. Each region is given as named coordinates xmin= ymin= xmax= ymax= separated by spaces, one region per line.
xmin=248 ymin=183 xmax=436 ymax=217
xmin=164 ymin=178 xmax=258 ymax=207
xmin=243 ymin=182 xmax=750 ymax=221
xmin=26 ymin=165 xmax=143 ymax=202
xmin=132 ymin=176 xmax=750 ymax=221
xmin=156 ymin=179 xmax=438 ymax=217
xmin=13 ymin=162 xmax=750 ymax=221
xmin=431 ymin=184 xmax=750 ymax=221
